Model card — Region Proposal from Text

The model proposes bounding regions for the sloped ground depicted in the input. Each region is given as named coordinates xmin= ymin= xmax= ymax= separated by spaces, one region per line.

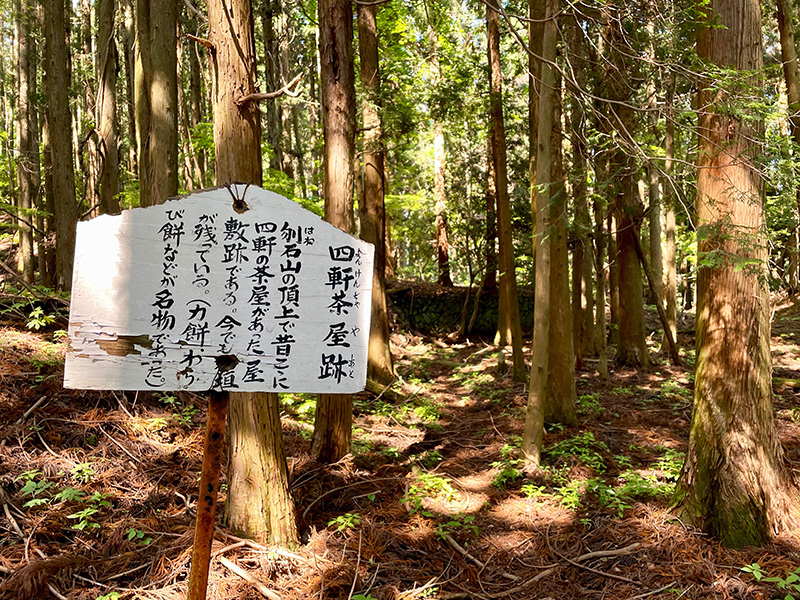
xmin=0 ymin=298 xmax=798 ymax=600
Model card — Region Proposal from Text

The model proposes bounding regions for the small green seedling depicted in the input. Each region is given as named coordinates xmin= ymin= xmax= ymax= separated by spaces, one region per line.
xmin=328 ymin=512 xmax=361 ymax=532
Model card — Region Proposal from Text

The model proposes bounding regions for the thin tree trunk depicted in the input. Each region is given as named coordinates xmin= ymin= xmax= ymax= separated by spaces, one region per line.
xmin=778 ymin=0 xmax=800 ymax=291
xmin=546 ymin=76 xmax=578 ymax=424
xmin=673 ymin=0 xmax=799 ymax=547
xmin=488 ymin=0 xmax=525 ymax=382
xmin=594 ymin=198 xmax=609 ymax=381
xmin=523 ymin=0 xmax=557 ymax=465
xmin=567 ymin=16 xmax=595 ymax=365
xmin=208 ymin=0 xmax=299 ymax=547
xmin=44 ymin=0 xmax=78 ymax=291
xmin=602 ymin=6 xmax=647 ymax=366
xmin=484 ymin=136 xmax=497 ymax=292
xmin=188 ymin=13 xmax=206 ymax=186
xmin=16 ymin=0 xmax=35 ymax=282
xmin=136 ymin=0 xmax=178 ymax=207
xmin=312 ymin=0 xmax=357 ymax=463
xmin=97 ymin=0 xmax=120 ymax=215
xmin=262 ymin=0 xmax=283 ymax=172
xmin=664 ymin=73 xmax=677 ymax=341
xmin=426 ymin=3 xmax=452 ymax=287
xmin=120 ymin=0 xmax=137 ymax=176
xmin=357 ymin=1 xmax=394 ymax=385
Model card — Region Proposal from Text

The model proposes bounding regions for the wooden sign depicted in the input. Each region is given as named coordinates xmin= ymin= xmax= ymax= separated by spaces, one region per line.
xmin=64 ymin=185 xmax=374 ymax=393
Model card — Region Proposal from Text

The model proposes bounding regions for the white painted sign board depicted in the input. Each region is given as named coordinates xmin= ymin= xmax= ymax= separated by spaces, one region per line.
xmin=64 ymin=185 xmax=374 ymax=393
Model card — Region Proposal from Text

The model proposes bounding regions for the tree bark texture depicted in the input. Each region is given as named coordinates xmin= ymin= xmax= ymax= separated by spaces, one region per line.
xmin=16 ymin=0 xmax=36 ymax=283
xmin=778 ymin=0 xmax=800 ymax=291
xmin=427 ymin=8 xmax=452 ymax=287
xmin=545 ymin=79 xmax=578 ymax=425
xmin=663 ymin=74 xmax=678 ymax=341
xmin=488 ymin=1 xmax=525 ymax=382
xmin=97 ymin=0 xmax=120 ymax=215
xmin=44 ymin=0 xmax=77 ymax=291
xmin=485 ymin=136 xmax=497 ymax=291
xmin=523 ymin=0 xmax=557 ymax=464
xmin=136 ymin=0 xmax=178 ymax=207
xmin=567 ymin=17 xmax=595 ymax=365
xmin=357 ymin=1 xmax=394 ymax=385
xmin=603 ymin=8 xmax=648 ymax=367
xmin=673 ymin=0 xmax=799 ymax=547
xmin=313 ymin=0 xmax=357 ymax=463
xmin=208 ymin=0 xmax=298 ymax=547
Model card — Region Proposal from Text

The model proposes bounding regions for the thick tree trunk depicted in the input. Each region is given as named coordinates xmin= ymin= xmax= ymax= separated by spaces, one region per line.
xmin=16 ymin=0 xmax=36 ymax=283
xmin=673 ymin=0 xmax=799 ymax=547
xmin=357 ymin=2 xmax=394 ymax=385
xmin=97 ymin=0 xmax=120 ymax=215
xmin=136 ymin=0 xmax=178 ymax=207
xmin=313 ymin=0 xmax=357 ymax=463
xmin=208 ymin=0 xmax=298 ymax=547
xmin=487 ymin=1 xmax=525 ymax=382
xmin=778 ymin=0 xmax=800 ymax=291
xmin=44 ymin=0 xmax=77 ymax=291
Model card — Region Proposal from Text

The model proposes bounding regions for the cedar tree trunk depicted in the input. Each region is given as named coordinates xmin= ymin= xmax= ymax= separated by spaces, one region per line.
xmin=44 ymin=0 xmax=77 ymax=291
xmin=357 ymin=1 xmax=394 ymax=385
xmin=312 ymin=0 xmax=357 ymax=463
xmin=487 ymin=0 xmax=525 ymax=382
xmin=672 ymin=0 xmax=799 ymax=547
xmin=208 ymin=0 xmax=299 ymax=546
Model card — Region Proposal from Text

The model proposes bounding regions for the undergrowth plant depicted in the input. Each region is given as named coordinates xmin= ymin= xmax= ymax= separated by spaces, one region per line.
xmin=742 ymin=563 xmax=800 ymax=600
xmin=403 ymin=472 xmax=458 ymax=514
xmin=545 ymin=432 xmax=609 ymax=473
xmin=435 ymin=513 xmax=478 ymax=542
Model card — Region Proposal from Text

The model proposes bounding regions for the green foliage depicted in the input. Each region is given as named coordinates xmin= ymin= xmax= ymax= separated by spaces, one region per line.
xmin=402 ymin=472 xmax=458 ymax=514
xmin=26 ymin=307 xmax=55 ymax=331
xmin=521 ymin=483 xmax=547 ymax=500
xmin=435 ymin=513 xmax=478 ymax=541
xmin=52 ymin=487 xmax=85 ymax=503
xmin=577 ymin=393 xmax=603 ymax=415
xmin=654 ymin=449 xmax=685 ymax=481
xmin=328 ymin=512 xmax=361 ymax=532
xmin=71 ymin=463 xmax=95 ymax=484
xmin=96 ymin=593 xmax=121 ymax=600
xmin=742 ymin=563 xmax=800 ymax=599
xmin=491 ymin=443 xmax=524 ymax=490
xmin=545 ymin=432 xmax=609 ymax=473
xmin=67 ymin=492 xmax=111 ymax=531
xmin=126 ymin=527 xmax=153 ymax=546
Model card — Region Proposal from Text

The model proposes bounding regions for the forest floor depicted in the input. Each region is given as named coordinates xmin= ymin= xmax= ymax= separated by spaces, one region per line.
xmin=0 ymin=290 xmax=799 ymax=600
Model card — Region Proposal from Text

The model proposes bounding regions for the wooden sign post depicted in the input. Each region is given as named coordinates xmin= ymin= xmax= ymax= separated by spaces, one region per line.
xmin=64 ymin=185 xmax=374 ymax=599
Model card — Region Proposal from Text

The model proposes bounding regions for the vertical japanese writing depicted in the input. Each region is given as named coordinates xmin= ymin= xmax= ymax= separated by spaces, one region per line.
xmin=271 ymin=221 xmax=311 ymax=389
xmin=243 ymin=221 xmax=278 ymax=384
xmin=145 ymin=209 xmax=185 ymax=388
xmin=319 ymin=244 xmax=362 ymax=383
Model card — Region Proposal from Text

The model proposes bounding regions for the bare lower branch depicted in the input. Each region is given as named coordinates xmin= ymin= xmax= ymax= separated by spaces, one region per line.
xmin=237 ymin=73 xmax=304 ymax=106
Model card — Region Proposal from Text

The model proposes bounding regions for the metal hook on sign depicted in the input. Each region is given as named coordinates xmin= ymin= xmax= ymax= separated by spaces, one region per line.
xmin=224 ymin=182 xmax=250 ymax=213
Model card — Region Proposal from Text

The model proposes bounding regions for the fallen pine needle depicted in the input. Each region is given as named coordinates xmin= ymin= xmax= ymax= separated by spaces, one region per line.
xmin=219 ymin=556 xmax=281 ymax=600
